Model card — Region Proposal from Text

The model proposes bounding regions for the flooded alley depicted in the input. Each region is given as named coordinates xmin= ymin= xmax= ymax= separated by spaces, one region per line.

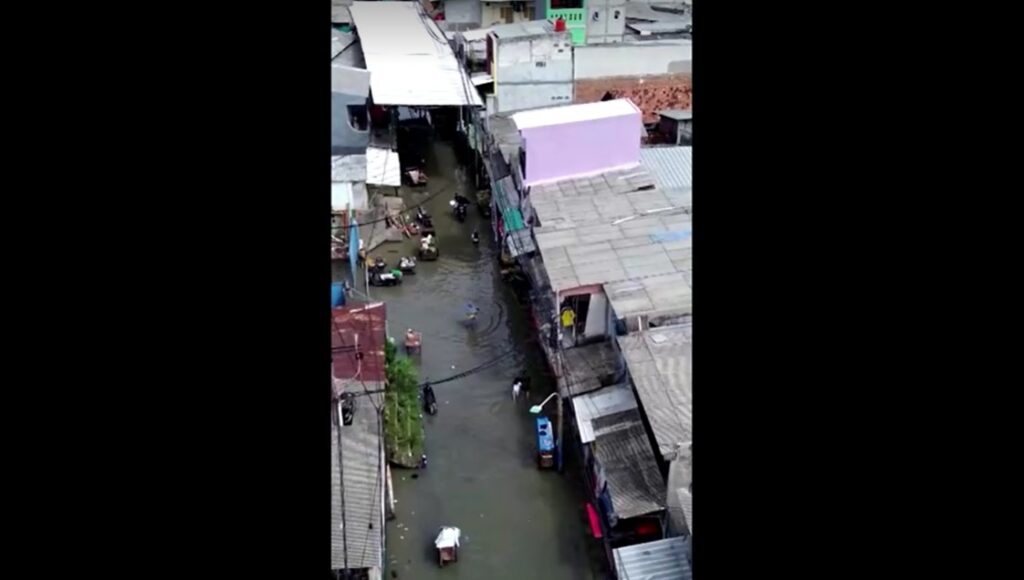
xmin=333 ymin=141 xmax=608 ymax=580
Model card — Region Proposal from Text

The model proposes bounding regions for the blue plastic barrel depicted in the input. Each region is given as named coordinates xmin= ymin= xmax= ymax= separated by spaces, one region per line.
xmin=331 ymin=283 xmax=345 ymax=308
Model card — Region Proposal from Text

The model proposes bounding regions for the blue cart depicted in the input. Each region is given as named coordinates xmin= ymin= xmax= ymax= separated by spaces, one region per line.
xmin=536 ymin=416 xmax=555 ymax=469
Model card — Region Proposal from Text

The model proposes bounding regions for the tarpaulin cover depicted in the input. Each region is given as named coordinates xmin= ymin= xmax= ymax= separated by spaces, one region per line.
xmin=435 ymin=527 xmax=461 ymax=549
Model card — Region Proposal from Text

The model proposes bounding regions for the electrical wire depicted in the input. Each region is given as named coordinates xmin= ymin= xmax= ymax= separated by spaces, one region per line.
xmin=332 ymin=184 xmax=452 ymax=231
xmin=417 ymin=346 xmax=517 ymax=388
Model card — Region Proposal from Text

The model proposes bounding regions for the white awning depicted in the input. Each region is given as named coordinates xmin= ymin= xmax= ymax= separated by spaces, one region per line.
xmin=332 ymin=182 xmax=369 ymax=212
xmin=349 ymin=2 xmax=484 ymax=107
xmin=366 ymin=147 xmax=401 ymax=187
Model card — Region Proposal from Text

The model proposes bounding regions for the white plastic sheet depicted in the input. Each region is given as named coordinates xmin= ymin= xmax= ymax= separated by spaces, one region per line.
xmin=434 ymin=527 xmax=461 ymax=549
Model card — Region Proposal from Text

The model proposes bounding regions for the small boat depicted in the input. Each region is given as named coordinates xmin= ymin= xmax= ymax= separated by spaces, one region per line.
xmin=435 ymin=526 xmax=461 ymax=567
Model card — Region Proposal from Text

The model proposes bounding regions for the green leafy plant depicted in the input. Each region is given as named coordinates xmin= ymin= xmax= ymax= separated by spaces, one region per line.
xmin=383 ymin=339 xmax=424 ymax=467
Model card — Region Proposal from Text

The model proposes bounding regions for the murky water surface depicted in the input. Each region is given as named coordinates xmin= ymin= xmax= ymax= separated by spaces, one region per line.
xmin=333 ymin=142 xmax=608 ymax=579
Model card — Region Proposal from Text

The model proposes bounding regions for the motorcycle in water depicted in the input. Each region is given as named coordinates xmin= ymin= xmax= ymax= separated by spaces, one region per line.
xmin=450 ymin=195 xmax=470 ymax=223
xmin=398 ymin=256 xmax=417 ymax=274
xmin=416 ymin=207 xmax=435 ymax=235
xmin=416 ymin=206 xmax=432 ymax=226
xmin=423 ymin=383 xmax=438 ymax=415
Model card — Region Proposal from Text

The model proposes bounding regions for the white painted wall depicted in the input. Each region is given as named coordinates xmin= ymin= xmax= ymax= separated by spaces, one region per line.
xmin=584 ymin=291 xmax=609 ymax=338
xmin=445 ymin=0 xmax=482 ymax=25
xmin=574 ymin=40 xmax=692 ymax=79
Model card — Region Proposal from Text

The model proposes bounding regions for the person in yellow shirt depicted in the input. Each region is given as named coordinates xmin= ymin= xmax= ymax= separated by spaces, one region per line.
xmin=561 ymin=308 xmax=575 ymax=329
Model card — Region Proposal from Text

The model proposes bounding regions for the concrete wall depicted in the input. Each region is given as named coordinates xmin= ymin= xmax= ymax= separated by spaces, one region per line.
xmin=445 ymin=0 xmax=482 ymax=25
xmin=331 ymin=92 xmax=370 ymax=155
xmin=498 ymin=84 xmax=574 ymax=112
xmin=574 ymin=40 xmax=692 ymax=79
xmin=494 ymin=33 xmax=574 ymax=113
xmin=585 ymin=0 xmax=626 ymax=44
xmin=584 ymin=291 xmax=608 ymax=338
xmin=520 ymin=110 xmax=642 ymax=185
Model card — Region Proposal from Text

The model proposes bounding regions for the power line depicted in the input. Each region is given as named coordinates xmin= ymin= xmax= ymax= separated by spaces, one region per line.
xmin=331 ymin=185 xmax=451 ymax=231
xmin=418 ymin=346 xmax=517 ymax=387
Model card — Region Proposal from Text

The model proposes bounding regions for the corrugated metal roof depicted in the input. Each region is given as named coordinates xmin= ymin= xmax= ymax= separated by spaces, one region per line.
xmin=626 ymin=2 xmax=692 ymax=23
xmin=627 ymin=20 xmax=693 ymax=35
xmin=332 ymin=302 xmax=388 ymax=385
xmin=531 ymin=212 xmax=691 ymax=289
xmin=486 ymin=114 xmax=522 ymax=164
xmin=592 ymin=411 xmax=666 ymax=519
xmin=617 ymin=323 xmax=691 ymax=460
xmin=365 ymin=147 xmax=401 ymax=187
xmin=532 ymin=207 xmax=692 ymax=293
xmin=572 ymin=383 xmax=639 ymax=443
xmin=614 ymin=537 xmax=692 ymax=580
xmin=349 ymin=2 xmax=484 ymax=107
xmin=506 ymin=229 xmax=536 ymax=258
xmin=332 ymin=154 xmax=367 ymax=183
xmin=605 ymin=270 xmax=692 ymax=320
xmin=659 ymin=109 xmax=692 ymax=121
xmin=490 ymin=20 xmax=556 ymax=40
xmin=331 ymin=402 xmax=384 ymax=570
xmin=561 ymin=341 xmax=621 ymax=397
xmin=459 ymin=27 xmax=494 ymax=42
xmin=640 ymin=146 xmax=692 ymax=192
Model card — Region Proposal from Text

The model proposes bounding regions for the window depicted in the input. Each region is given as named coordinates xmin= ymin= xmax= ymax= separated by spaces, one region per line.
xmin=550 ymin=0 xmax=583 ymax=9
xmin=347 ymin=105 xmax=368 ymax=131
xmin=501 ymin=5 xmax=514 ymax=23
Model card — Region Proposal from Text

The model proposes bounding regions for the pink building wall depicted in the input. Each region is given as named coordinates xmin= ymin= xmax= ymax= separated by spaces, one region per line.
xmin=519 ymin=107 xmax=643 ymax=186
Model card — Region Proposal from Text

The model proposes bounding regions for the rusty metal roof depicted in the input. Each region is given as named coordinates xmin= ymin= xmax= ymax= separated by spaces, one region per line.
xmin=331 ymin=302 xmax=388 ymax=388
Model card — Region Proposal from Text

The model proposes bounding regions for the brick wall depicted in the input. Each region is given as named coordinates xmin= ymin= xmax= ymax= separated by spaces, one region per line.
xmin=574 ymin=74 xmax=692 ymax=124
